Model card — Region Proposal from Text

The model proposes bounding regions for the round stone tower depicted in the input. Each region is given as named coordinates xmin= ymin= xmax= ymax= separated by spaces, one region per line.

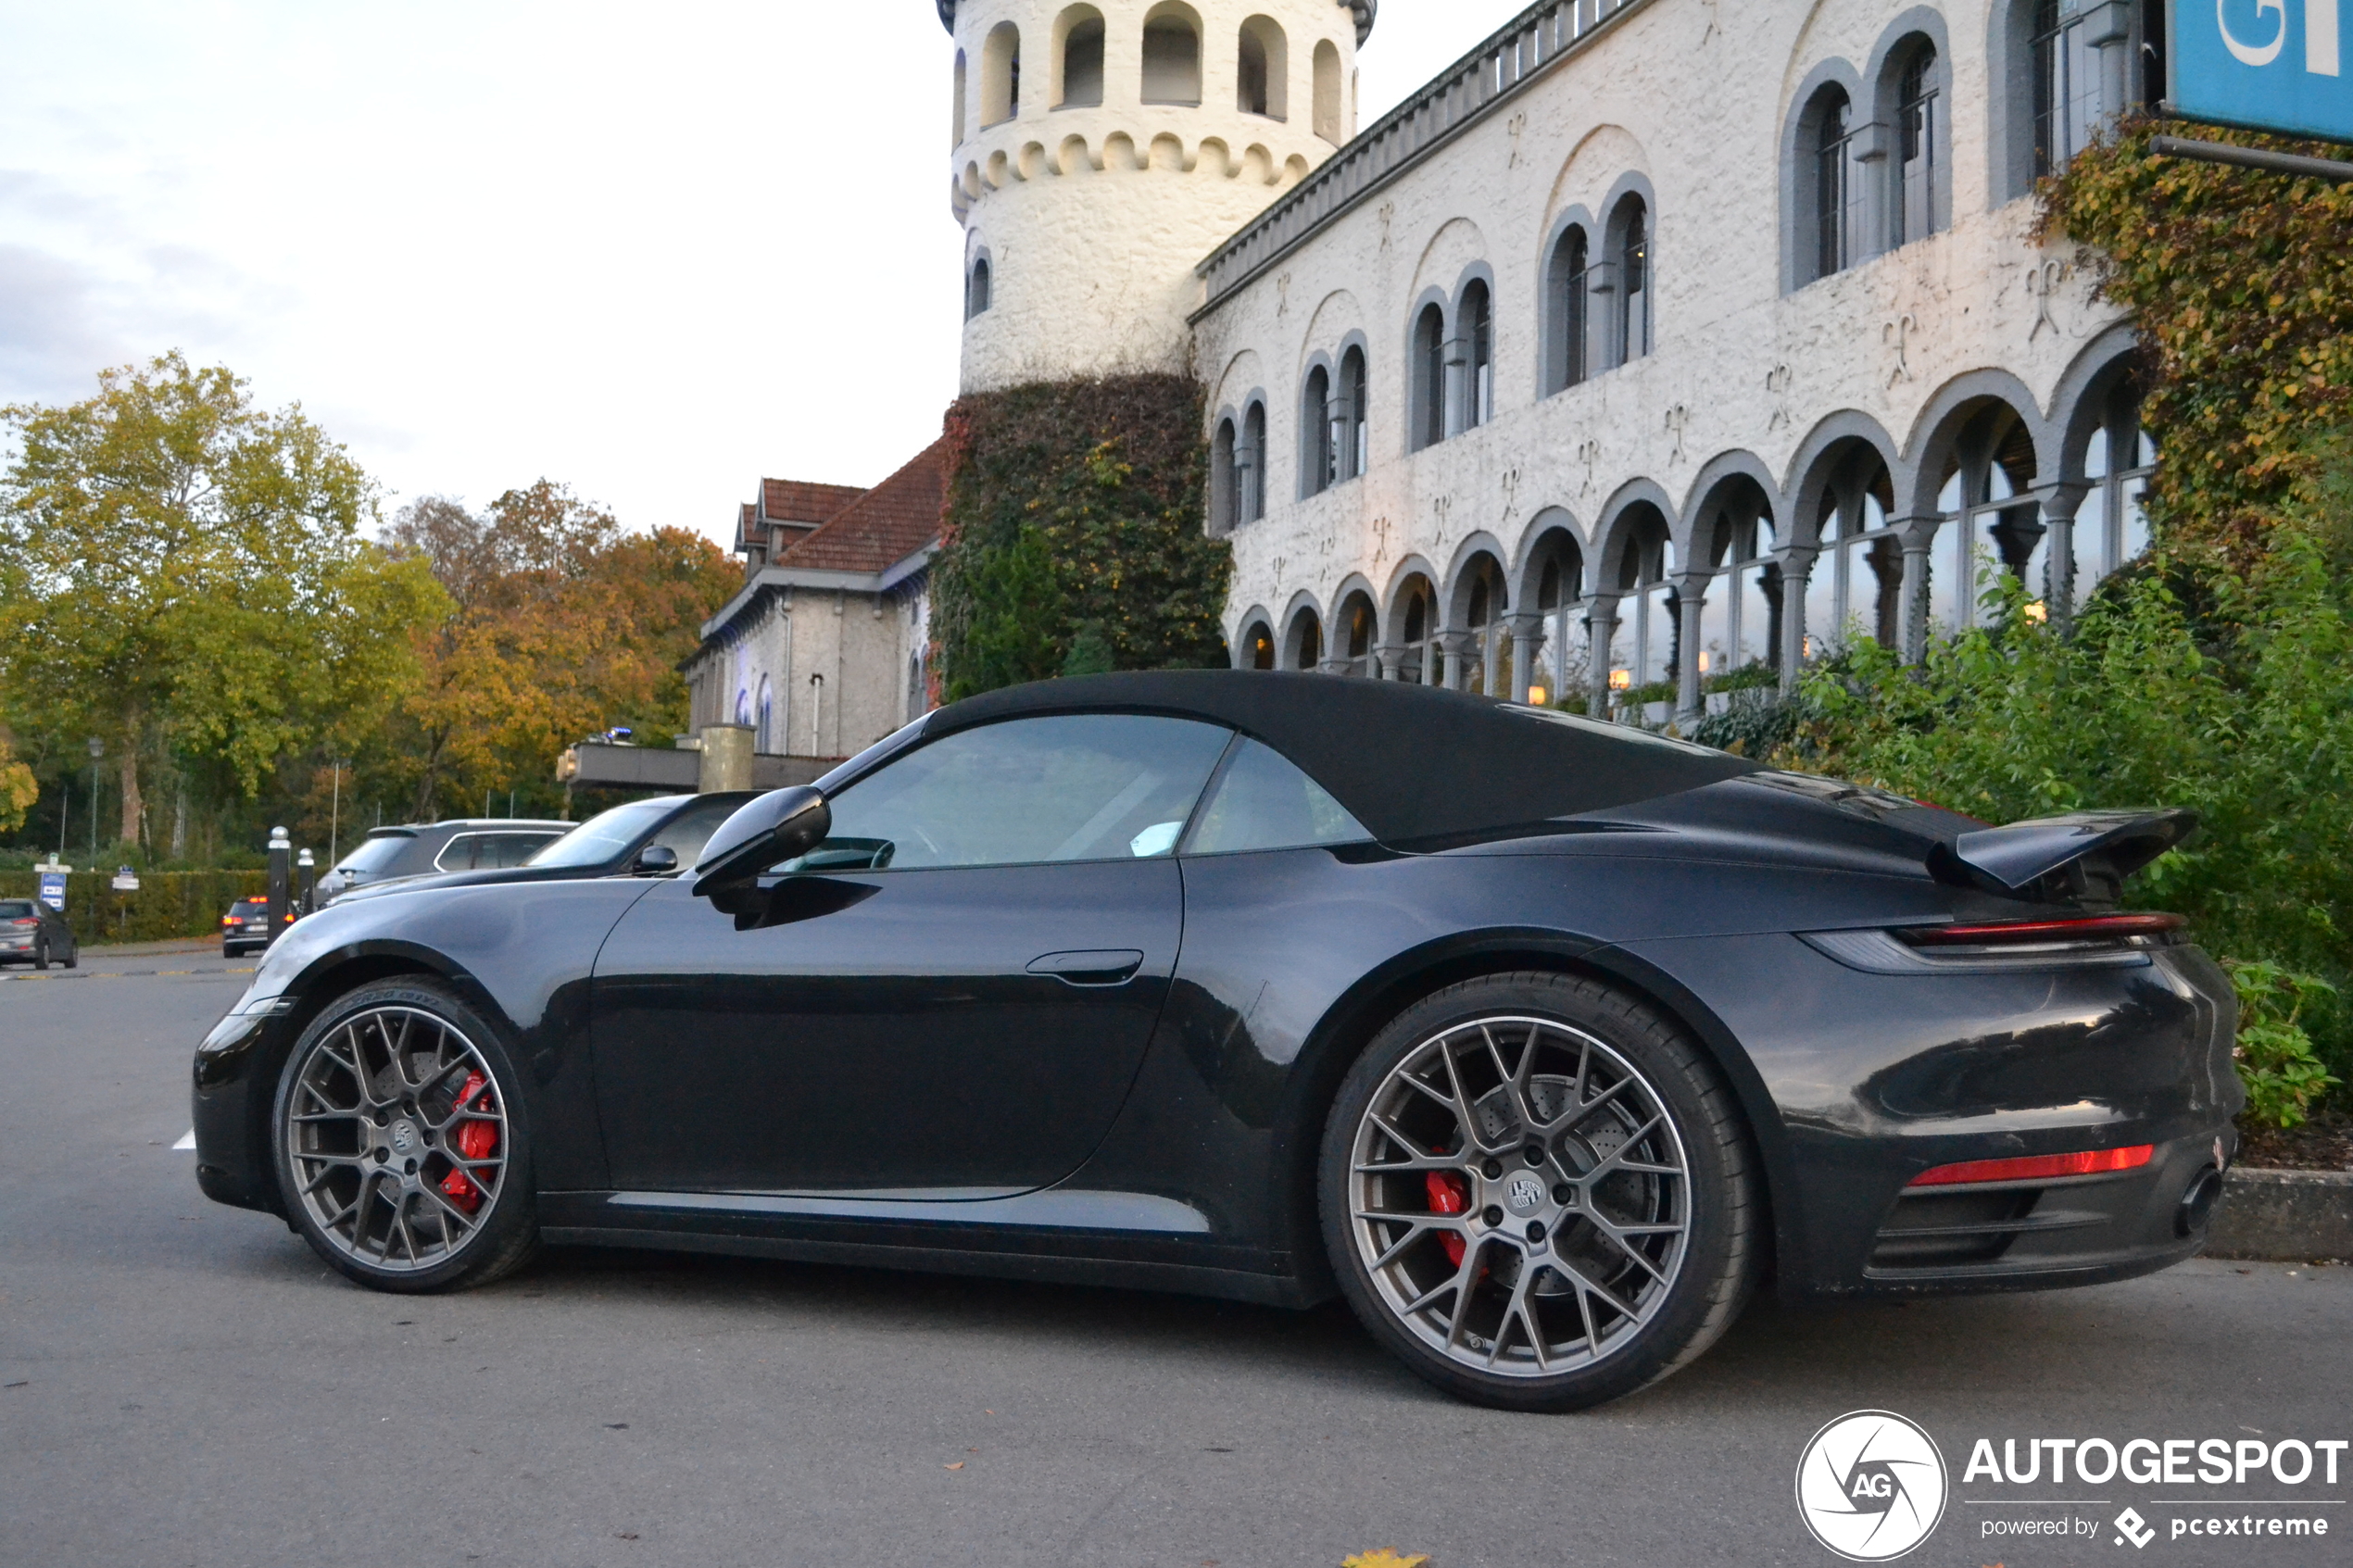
xmin=941 ymin=0 xmax=1374 ymax=392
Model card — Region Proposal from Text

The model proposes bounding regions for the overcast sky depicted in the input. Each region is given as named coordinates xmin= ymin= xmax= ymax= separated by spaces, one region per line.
xmin=0 ymin=1 xmax=1532 ymax=546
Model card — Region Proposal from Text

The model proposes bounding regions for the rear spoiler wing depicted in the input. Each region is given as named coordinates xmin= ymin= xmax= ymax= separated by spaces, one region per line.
xmin=1927 ymin=809 xmax=2199 ymax=900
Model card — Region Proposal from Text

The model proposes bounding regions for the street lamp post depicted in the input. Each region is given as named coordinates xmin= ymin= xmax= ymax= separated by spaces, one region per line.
xmin=86 ymin=737 xmax=103 ymax=861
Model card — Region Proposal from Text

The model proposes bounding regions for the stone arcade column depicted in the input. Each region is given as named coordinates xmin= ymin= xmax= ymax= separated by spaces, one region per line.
xmin=1585 ymin=596 xmax=1620 ymax=720
xmin=2036 ymin=482 xmax=2092 ymax=633
xmin=1437 ymin=631 xmax=1478 ymax=691
xmin=1503 ymin=612 xmax=1549 ymax=705
xmin=1777 ymin=547 xmax=1818 ymax=696
xmin=1894 ymin=515 xmax=1941 ymax=664
xmin=1674 ymin=573 xmax=1709 ymax=727
xmin=1373 ymin=643 xmax=1407 ymax=682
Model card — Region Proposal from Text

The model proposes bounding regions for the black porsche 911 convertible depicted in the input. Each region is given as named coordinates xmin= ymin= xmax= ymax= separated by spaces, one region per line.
xmin=193 ymin=671 xmax=2238 ymax=1411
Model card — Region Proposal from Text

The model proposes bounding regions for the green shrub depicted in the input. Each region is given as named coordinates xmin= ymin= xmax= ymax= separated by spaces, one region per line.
xmin=934 ymin=375 xmax=1232 ymax=701
xmin=0 ymin=870 xmax=270 ymax=945
xmin=1785 ymin=509 xmax=2353 ymax=1101
xmin=2228 ymin=961 xmax=2341 ymax=1128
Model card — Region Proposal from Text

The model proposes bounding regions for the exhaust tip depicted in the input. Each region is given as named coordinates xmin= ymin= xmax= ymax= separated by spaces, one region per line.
xmin=2176 ymin=1164 xmax=2224 ymax=1238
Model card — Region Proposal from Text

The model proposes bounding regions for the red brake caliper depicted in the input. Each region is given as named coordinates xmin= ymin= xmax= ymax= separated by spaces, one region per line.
xmin=439 ymin=1072 xmax=497 ymax=1213
xmin=1426 ymin=1169 xmax=1469 ymax=1266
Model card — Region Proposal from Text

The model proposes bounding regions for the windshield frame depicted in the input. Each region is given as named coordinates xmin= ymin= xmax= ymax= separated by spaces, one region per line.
xmin=522 ymin=797 xmax=685 ymax=869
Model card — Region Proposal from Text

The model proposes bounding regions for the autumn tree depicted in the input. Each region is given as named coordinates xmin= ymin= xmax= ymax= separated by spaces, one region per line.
xmin=0 ymin=354 xmax=447 ymax=844
xmin=383 ymin=483 xmax=736 ymax=819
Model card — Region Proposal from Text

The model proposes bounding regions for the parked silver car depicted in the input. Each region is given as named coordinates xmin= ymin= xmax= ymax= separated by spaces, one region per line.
xmin=314 ymin=819 xmax=571 ymax=905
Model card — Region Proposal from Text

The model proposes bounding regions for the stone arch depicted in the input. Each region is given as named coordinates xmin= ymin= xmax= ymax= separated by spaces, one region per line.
xmin=1052 ymin=5 xmax=1106 ymax=108
xmin=1238 ymin=14 xmax=1289 ymax=120
xmin=1329 ymin=572 xmax=1380 ymax=674
xmin=1141 ymin=1 xmax=1204 ymax=106
xmin=2048 ymin=321 xmax=2145 ymax=480
xmin=1677 ymin=450 xmax=1783 ymax=555
xmin=1868 ymin=8 xmax=1955 ymax=247
xmin=1441 ymin=532 xmax=1513 ymax=623
xmin=1511 ymin=505 xmax=1589 ymax=604
xmin=981 ymin=20 xmax=1022 ymax=127
xmin=1536 ymin=203 xmax=1598 ymax=398
xmin=1277 ymin=588 xmax=1326 ymax=671
xmin=1900 ymin=367 xmax=2050 ymax=515
xmin=1783 ymin=408 xmax=1903 ymax=546
xmin=1592 ymin=477 xmax=1680 ymax=590
xmin=1233 ymin=605 xmax=1277 ymax=670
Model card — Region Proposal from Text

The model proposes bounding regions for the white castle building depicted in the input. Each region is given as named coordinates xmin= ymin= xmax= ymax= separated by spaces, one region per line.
xmin=693 ymin=0 xmax=2161 ymax=754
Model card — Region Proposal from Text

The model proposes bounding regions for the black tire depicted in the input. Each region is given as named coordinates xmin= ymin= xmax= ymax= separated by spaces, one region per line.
xmin=270 ymin=977 xmax=540 ymax=1294
xmin=31 ymin=940 xmax=49 ymax=972
xmin=1319 ymin=971 xmax=1761 ymax=1412
xmin=61 ymin=940 xmax=76 ymax=969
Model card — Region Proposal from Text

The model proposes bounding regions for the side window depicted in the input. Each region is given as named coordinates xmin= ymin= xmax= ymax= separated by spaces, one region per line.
xmin=1183 ymin=738 xmax=1369 ymax=855
xmin=434 ymin=834 xmax=484 ymax=872
xmin=802 ymin=714 xmax=1233 ymax=872
xmin=489 ymin=834 xmax=560 ymax=867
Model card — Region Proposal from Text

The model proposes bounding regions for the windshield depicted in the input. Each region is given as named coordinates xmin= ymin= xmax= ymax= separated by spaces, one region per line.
xmin=524 ymin=797 xmax=684 ymax=868
xmin=337 ymin=834 xmax=416 ymax=875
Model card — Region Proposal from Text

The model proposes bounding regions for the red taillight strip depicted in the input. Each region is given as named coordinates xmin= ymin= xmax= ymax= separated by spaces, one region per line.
xmin=1901 ymin=912 xmax=2186 ymax=947
xmin=1908 ymin=1145 xmax=2155 ymax=1187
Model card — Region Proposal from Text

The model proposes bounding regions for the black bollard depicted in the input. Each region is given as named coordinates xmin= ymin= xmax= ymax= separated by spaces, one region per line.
xmin=267 ymin=826 xmax=291 ymax=946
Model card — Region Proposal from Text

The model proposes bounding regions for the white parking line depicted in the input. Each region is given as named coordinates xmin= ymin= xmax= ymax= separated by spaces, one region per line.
xmin=171 ymin=1130 xmax=195 ymax=1151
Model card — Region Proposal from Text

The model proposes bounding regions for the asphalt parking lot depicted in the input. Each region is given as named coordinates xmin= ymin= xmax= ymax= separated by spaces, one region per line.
xmin=3 ymin=958 xmax=2348 ymax=1568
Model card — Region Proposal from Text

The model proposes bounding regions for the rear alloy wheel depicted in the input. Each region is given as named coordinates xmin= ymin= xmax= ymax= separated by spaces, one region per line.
xmin=271 ymin=979 xmax=539 ymax=1292
xmin=1321 ymin=972 xmax=1760 ymax=1411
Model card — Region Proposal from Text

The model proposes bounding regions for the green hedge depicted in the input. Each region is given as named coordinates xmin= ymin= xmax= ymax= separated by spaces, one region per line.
xmin=934 ymin=373 xmax=1231 ymax=701
xmin=0 ymin=871 xmax=271 ymax=946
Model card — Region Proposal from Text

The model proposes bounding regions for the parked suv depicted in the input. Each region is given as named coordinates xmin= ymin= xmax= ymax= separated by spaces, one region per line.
xmin=0 ymin=898 xmax=78 ymax=971
xmin=333 ymin=793 xmax=755 ymax=905
xmin=315 ymin=819 xmax=571 ymax=906
xmin=220 ymin=897 xmax=280 ymax=958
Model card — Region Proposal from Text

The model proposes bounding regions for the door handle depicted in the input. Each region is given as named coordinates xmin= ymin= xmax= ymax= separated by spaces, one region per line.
xmin=1026 ymin=949 xmax=1145 ymax=986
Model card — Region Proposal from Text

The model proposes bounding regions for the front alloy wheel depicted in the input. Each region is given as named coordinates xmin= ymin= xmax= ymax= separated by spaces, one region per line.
xmin=1323 ymin=973 xmax=1759 ymax=1411
xmin=272 ymin=980 xmax=538 ymax=1292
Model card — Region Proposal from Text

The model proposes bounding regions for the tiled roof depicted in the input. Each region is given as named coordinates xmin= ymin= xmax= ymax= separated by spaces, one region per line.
xmin=761 ymin=478 xmax=868 ymax=525
xmin=774 ymin=439 xmax=946 ymax=576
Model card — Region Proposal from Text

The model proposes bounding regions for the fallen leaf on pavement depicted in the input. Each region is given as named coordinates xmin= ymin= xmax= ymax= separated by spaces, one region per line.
xmin=944 ymin=1461 xmax=965 ymax=1471
xmin=1342 ymin=1552 xmax=1431 ymax=1568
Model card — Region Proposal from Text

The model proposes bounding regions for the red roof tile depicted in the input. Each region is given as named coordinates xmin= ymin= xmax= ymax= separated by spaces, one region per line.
xmin=774 ymin=440 xmax=946 ymax=576
xmin=761 ymin=478 xmax=867 ymax=525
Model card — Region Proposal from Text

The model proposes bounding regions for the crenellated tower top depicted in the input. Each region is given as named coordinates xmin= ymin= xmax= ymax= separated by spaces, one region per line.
xmin=942 ymin=0 xmax=1370 ymax=392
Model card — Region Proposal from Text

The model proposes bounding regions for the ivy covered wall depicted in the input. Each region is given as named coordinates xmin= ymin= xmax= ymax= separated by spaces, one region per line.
xmin=932 ymin=374 xmax=1232 ymax=702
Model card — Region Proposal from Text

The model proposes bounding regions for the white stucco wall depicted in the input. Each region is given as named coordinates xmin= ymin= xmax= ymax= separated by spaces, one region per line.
xmin=1192 ymin=0 xmax=2152 ymax=712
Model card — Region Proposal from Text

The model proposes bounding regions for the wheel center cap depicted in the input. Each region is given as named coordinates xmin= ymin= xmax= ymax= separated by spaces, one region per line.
xmin=389 ymin=1120 xmax=419 ymax=1155
xmin=1501 ymin=1171 xmax=1548 ymax=1215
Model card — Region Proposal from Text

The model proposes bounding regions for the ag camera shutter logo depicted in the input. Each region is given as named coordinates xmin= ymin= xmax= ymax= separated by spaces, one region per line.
xmin=1795 ymin=1410 xmax=1949 ymax=1561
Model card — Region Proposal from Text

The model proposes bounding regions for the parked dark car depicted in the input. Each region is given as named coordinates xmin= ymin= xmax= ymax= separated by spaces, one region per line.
xmin=0 ymin=897 xmax=77 ymax=970
xmin=220 ymin=898 xmax=282 ymax=958
xmin=193 ymin=672 xmax=2237 ymax=1411
xmin=331 ymin=793 xmax=757 ymax=906
xmin=314 ymin=819 xmax=571 ymax=905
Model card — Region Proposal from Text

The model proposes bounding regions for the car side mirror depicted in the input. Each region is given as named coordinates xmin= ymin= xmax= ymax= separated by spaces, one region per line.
xmin=632 ymin=845 xmax=679 ymax=876
xmin=691 ymin=787 xmax=831 ymax=900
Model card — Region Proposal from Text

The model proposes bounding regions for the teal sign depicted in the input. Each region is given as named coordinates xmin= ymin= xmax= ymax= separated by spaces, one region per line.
xmin=2171 ymin=1 xmax=2353 ymax=141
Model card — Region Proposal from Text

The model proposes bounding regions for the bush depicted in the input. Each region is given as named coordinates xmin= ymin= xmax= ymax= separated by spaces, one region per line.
xmin=1785 ymin=506 xmax=2353 ymax=1101
xmin=934 ymin=375 xmax=1232 ymax=701
xmin=2228 ymin=961 xmax=2341 ymax=1129
xmin=0 ymin=870 xmax=271 ymax=945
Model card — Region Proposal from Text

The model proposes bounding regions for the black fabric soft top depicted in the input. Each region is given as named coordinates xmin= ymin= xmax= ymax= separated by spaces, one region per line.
xmin=930 ymin=671 xmax=1760 ymax=848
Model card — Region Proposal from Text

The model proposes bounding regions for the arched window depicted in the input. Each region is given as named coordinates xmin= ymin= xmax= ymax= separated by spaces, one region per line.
xmin=1211 ymin=417 xmax=1238 ymax=535
xmin=1141 ymin=5 xmax=1202 ymax=105
xmin=1457 ymin=280 xmax=1493 ymax=431
xmin=1336 ymin=591 xmax=1377 ymax=676
xmin=1693 ymin=487 xmax=1782 ymax=686
xmin=1301 ymin=364 xmax=1332 ymax=498
xmin=1337 ymin=345 xmax=1368 ymax=481
xmin=1410 ymin=303 xmax=1445 ymax=451
xmin=1240 ymin=400 xmax=1266 ymax=523
xmin=965 ymin=257 xmax=991 ymax=319
xmin=1803 ymin=445 xmax=1901 ymax=655
xmin=952 ymin=51 xmax=968 ymax=145
xmin=1609 ymin=196 xmax=1652 ymax=365
xmin=1057 ymin=8 xmax=1105 ymax=107
xmin=1891 ymin=41 xmax=1942 ymax=245
xmin=1287 ymin=607 xmax=1324 ymax=671
xmin=1458 ymin=554 xmax=1504 ymax=694
xmin=1543 ymin=226 xmax=1589 ymax=395
xmin=1930 ymin=403 xmax=2042 ymax=633
xmin=1529 ymin=535 xmax=1586 ymax=706
xmin=1799 ymin=85 xmax=1860 ymax=284
xmin=1606 ymin=511 xmax=1677 ymax=708
xmin=2024 ymin=0 xmax=2144 ymax=182
xmin=1239 ymin=17 xmax=1288 ymax=119
xmin=1244 ymin=620 xmax=1276 ymax=669
xmin=734 ymin=688 xmax=751 ymax=727
xmin=1313 ymin=40 xmax=1343 ymax=143
xmin=2079 ymin=382 xmax=2158 ymax=600
xmin=982 ymin=23 xmax=1022 ymax=126
xmin=1395 ymin=575 xmax=1437 ymax=683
